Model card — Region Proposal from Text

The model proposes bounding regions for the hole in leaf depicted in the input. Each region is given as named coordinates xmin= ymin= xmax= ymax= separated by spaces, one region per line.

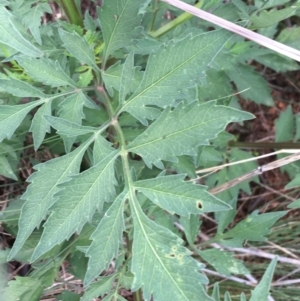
xmin=197 ymin=201 xmax=203 ymax=209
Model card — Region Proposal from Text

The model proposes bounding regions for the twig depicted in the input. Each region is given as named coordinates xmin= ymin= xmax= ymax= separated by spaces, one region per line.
xmin=258 ymin=183 xmax=296 ymax=202
xmin=266 ymin=240 xmax=299 ymax=260
xmin=196 ymin=149 xmax=300 ymax=175
xmin=225 ymin=247 xmax=300 ymax=267
xmin=161 ymin=0 xmax=300 ymax=62
xmin=208 ymin=152 xmax=300 ymax=195
xmin=203 ymin=268 xmax=256 ymax=286
xmin=277 ymin=267 xmax=300 ymax=282
xmin=272 ymin=279 xmax=300 ymax=286
xmin=199 ymin=233 xmax=300 ymax=268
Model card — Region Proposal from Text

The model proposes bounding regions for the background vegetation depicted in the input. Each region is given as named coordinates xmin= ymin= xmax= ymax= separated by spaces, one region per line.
xmin=0 ymin=0 xmax=300 ymax=300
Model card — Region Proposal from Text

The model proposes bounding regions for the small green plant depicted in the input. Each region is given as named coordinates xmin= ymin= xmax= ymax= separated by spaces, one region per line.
xmin=0 ymin=0 xmax=300 ymax=300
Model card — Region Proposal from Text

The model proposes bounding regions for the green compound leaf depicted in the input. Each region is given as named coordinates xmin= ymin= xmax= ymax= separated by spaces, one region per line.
xmin=57 ymin=91 xmax=98 ymax=151
xmin=211 ymin=282 xmax=221 ymax=301
xmin=0 ymin=154 xmax=18 ymax=180
xmin=44 ymin=116 xmax=97 ymax=138
xmin=30 ymin=100 xmax=53 ymax=150
xmin=250 ymin=257 xmax=277 ymax=301
xmin=240 ymin=293 xmax=247 ymax=301
xmin=180 ymin=215 xmax=201 ymax=246
xmin=275 ymin=105 xmax=294 ymax=142
xmin=221 ymin=210 xmax=286 ymax=242
xmin=127 ymin=101 xmax=253 ymax=168
xmin=119 ymin=52 xmax=137 ymax=105
xmin=133 ymin=174 xmax=230 ymax=216
xmin=16 ymin=57 xmax=78 ymax=88
xmin=224 ymin=292 xmax=233 ymax=301
xmin=22 ymin=2 xmax=52 ymax=45
xmin=84 ymin=190 xmax=127 ymax=285
xmin=277 ymin=26 xmax=300 ymax=50
xmin=130 ymin=197 xmax=213 ymax=301
xmin=99 ymin=0 xmax=150 ymax=62
xmin=102 ymin=61 xmax=123 ymax=95
xmin=92 ymin=135 xmax=115 ymax=164
xmin=58 ymin=91 xmax=97 ymax=124
xmin=227 ymin=65 xmax=274 ymax=106
xmin=287 ymin=198 xmax=300 ymax=209
xmin=286 ymin=174 xmax=300 ymax=189
xmin=31 ymin=151 xmax=118 ymax=261
xmin=59 ymin=29 xmax=100 ymax=72
xmin=57 ymin=291 xmax=80 ymax=301
xmin=199 ymin=249 xmax=249 ymax=277
xmin=0 ymin=77 xmax=46 ymax=98
xmin=254 ymin=53 xmax=299 ymax=73
xmin=3 ymin=276 xmax=43 ymax=301
xmin=0 ymin=197 xmax=23 ymax=226
xmin=8 ymin=141 xmax=91 ymax=260
xmin=77 ymin=67 xmax=93 ymax=88
xmin=120 ymin=30 xmax=232 ymax=124
xmin=81 ymin=275 xmax=116 ymax=301
xmin=250 ymin=6 xmax=298 ymax=29
xmin=0 ymin=6 xmax=43 ymax=57
xmin=102 ymin=58 xmax=142 ymax=99
xmin=0 ymin=101 xmax=43 ymax=143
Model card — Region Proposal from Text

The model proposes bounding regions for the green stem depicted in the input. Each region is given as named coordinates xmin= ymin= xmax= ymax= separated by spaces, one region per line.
xmin=98 ymin=76 xmax=144 ymax=300
xmin=110 ymin=100 xmax=144 ymax=301
xmin=195 ymin=237 xmax=218 ymax=248
xmin=56 ymin=0 xmax=83 ymax=28
xmin=133 ymin=289 xmax=144 ymax=301
xmin=149 ymin=0 xmax=204 ymax=38
xmin=228 ymin=141 xmax=300 ymax=149
xmin=150 ymin=0 xmax=159 ymax=32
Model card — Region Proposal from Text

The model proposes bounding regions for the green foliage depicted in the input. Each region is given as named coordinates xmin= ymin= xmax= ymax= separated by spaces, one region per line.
xmin=3 ymin=276 xmax=43 ymax=301
xmin=199 ymin=249 xmax=249 ymax=277
xmin=99 ymin=0 xmax=149 ymax=63
xmin=0 ymin=6 xmax=43 ymax=57
xmin=18 ymin=2 xmax=52 ymax=45
xmin=0 ymin=0 xmax=298 ymax=300
xmin=209 ymin=257 xmax=277 ymax=301
xmin=249 ymin=257 xmax=277 ymax=301
xmin=250 ymin=6 xmax=299 ymax=29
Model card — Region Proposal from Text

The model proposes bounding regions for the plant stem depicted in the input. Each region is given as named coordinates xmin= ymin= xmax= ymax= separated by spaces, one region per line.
xmin=228 ymin=141 xmax=300 ymax=149
xmin=110 ymin=99 xmax=144 ymax=301
xmin=149 ymin=0 xmax=204 ymax=38
xmin=56 ymin=0 xmax=83 ymax=28
xmin=161 ymin=0 xmax=300 ymax=62
xmin=133 ymin=289 xmax=144 ymax=301
xmin=149 ymin=0 xmax=159 ymax=32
